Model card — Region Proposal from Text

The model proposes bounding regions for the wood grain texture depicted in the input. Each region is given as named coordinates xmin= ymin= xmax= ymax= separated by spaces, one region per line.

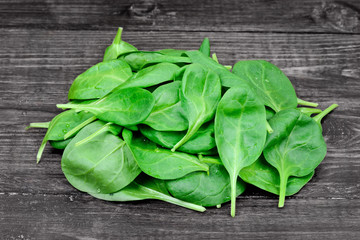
xmin=0 ymin=0 xmax=360 ymax=239
xmin=1 ymin=0 xmax=360 ymax=33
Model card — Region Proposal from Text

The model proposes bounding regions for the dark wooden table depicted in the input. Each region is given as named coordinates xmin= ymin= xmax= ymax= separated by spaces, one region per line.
xmin=1 ymin=0 xmax=359 ymax=239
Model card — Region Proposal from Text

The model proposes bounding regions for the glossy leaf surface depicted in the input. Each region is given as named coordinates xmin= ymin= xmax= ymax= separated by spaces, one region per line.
xmin=142 ymin=81 xmax=188 ymax=131
xmin=232 ymin=60 xmax=297 ymax=112
xmin=123 ymin=129 xmax=209 ymax=180
xmin=68 ymin=60 xmax=132 ymax=100
xmin=62 ymin=121 xmax=141 ymax=194
xmin=172 ymin=64 xmax=221 ymax=151
xmin=215 ymin=87 xmax=266 ymax=216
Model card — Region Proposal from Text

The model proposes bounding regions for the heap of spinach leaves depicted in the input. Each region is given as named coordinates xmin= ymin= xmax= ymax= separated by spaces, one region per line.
xmin=28 ymin=28 xmax=338 ymax=217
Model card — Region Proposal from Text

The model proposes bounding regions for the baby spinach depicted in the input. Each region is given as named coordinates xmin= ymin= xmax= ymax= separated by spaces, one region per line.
xmin=49 ymin=138 xmax=73 ymax=149
xmin=62 ymin=121 xmax=141 ymax=194
xmin=90 ymin=174 xmax=206 ymax=212
xmin=103 ymin=27 xmax=138 ymax=61
xmin=166 ymin=157 xmax=246 ymax=207
xmin=158 ymin=49 xmax=187 ymax=56
xmin=29 ymin=29 xmax=338 ymax=217
xmin=215 ymin=87 xmax=267 ymax=217
xmin=232 ymin=60 xmax=298 ymax=112
xmin=142 ymin=81 xmax=188 ymax=131
xmin=57 ymin=87 xmax=155 ymax=127
xmin=118 ymin=63 xmax=180 ymax=91
xmin=33 ymin=110 xmax=94 ymax=163
xmin=171 ymin=64 xmax=221 ymax=151
xmin=199 ymin=37 xmax=210 ymax=57
xmin=68 ymin=60 xmax=133 ymax=100
xmin=140 ymin=121 xmax=216 ymax=154
xmin=185 ymin=50 xmax=246 ymax=88
xmin=263 ymin=109 xmax=327 ymax=207
xmin=239 ymin=155 xmax=314 ymax=196
xmin=122 ymin=129 xmax=209 ymax=180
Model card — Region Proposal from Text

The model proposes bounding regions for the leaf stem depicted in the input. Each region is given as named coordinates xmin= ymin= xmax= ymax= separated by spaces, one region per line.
xmin=266 ymin=120 xmax=273 ymax=134
xmin=297 ymin=98 xmax=318 ymax=107
xmin=278 ymin=172 xmax=288 ymax=208
xmin=313 ymin=104 xmax=338 ymax=124
xmin=26 ymin=122 xmax=50 ymax=130
xmin=230 ymin=174 xmax=237 ymax=217
xmin=75 ymin=123 xmax=112 ymax=146
xmin=36 ymin=134 xmax=49 ymax=163
xmin=297 ymin=107 xmax=322 ymax=117
xmin=63 ymin=116 xmax=97 ymax=140
xmin=155 ymin=192 xmax=206 ymax=212
xmin=171 ymin=122 xmax=202 ymax=152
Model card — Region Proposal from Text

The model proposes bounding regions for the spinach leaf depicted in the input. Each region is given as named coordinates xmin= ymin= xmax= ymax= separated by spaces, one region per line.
xmin=122 ymin=129 xmax=209 ymax=180
xmin=119 ymin=51 xmax=191 ymax=71
xmin=215 ymin=87 xmax=267 ymax=217
xmin=171 ymin=64 xmax=221 ymax=151
xmin=199 ymin=37 xmax=210 ymax=57
xmin=57 ymin=87 xmax=155 ymax=127
xmin=62 ymin=121 xmax=141 ymax=194
xmin=185 ymin=50 xmax=247 ymax=88
xmin=263 ymin=109 xmax=327 ymax=207
xmin=103 ymin=27 xmax=138 ymax=61
xmin=158 ymin=49 xmax=187 ymax=56
xmin=232 ymin=60 xmax=298 ymax=112
xmin=119 ymin=63 xmax=180 ymax=90
xmin=68 ymin=60 xmax=133 ymax=100
xmin=166 ymin=157 xmax=246 ymax=207
xmin=266 ymin=107 xmax=276 ymax=120
xmin=239 ymin=155 xmax=314 ymax=196
xmin=49 ymin=138 xmax=73 ymax=149
xmin=34 ymin=110 xmax=94 ymax=163
xmin=140 ymin=121 xmax=215 ymax=154
xmin=142 ymin=81 xmax=188 ymax=131
xmin=90 ymin=174 xmax=206 ymax=212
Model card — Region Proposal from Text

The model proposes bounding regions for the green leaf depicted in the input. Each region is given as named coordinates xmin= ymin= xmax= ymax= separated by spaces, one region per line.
xmin=185 ymin=50 xmax=247 ymax=88
xmin=119 ymin=51 xmax=191 ymax=71
xmin=57 ymin=88 xmax=155 ymax=127
xmin=90 ymin=174 xmax=206 ymax=212
xmin=240 ymin=155 xmax=314 ymax=196
xmin=215 ymin=87 xmax=267 ymax=217
xmin=123 ymin=129 xmax=209 ymax=180
xmin=49 ymin=138 xmax=73 ymax=149
xmin=199 ymin=37 xmax=210 ymax=57
xmin=171 ymin=64 xmax=221 ymax=151
xmin=119 ymin=63 xmax=180 ymax=89
xmin=232 ymin=60 xmax=298 ymax=112
xmin=68 ymin=60 xmax=133 ymax=100
xmin=166 ymin=159 xmax=246 ymax=207
xmin=62 ymin=121 xmax=141 ymax=194
xmin=263 ymin=109 xmax=327 ymax=207
xmin=142 ymin=81 xmax=188 ymax=131
xmin=140 ymin=121 xmax=216 ymax=154
xmin=103 ymin=27 xmax=137 ymax=61
xmin=36 ymin=110 xmax=94 ymax=163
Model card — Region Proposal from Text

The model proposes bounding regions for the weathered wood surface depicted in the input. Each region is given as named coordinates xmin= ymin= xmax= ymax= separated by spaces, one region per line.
xmin=0 ymin=0 xmax=360 ymax=239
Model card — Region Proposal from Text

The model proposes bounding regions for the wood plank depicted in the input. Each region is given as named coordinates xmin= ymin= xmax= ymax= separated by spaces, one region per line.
xmin=0 ymin=0 xmax=360 ymax=33
xmin=0 ymin=30 xmax=359 ymax=112
xmin=1 ymin=194 xmax=359 ymax=239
